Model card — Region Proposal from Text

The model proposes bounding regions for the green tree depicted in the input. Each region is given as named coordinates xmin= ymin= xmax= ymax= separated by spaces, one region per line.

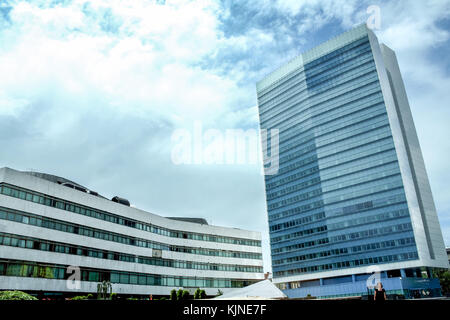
xmin=170 ymin=289 xmax=177 ymax=301
xmin=434 ymin=270 xmax=450 ymax=295
xmin=182 ymin=290 xmax=190 ymax=300
xmin=194 ymin=288 xmax=201 ymax=299
xmin=176 ymin=289 xmax=183 ymax=300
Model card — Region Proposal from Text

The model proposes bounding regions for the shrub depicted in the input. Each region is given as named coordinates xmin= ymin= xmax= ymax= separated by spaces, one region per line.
xmin=194 ymin=288 xmax=206 ymax=299
xmin=170 ymin=289 xmax=177 ymax=301
xmin=194 ymin=288 xmax=201 ymax=299
xmin=70 ymin=295 xmax=89 ymax=300
xmin=182 ymin=290 xmax=190 ymax=300
xmin=110 ymin=292 xmax=117 ymax=300
xmin=176 ymin=289 xmax=183 ymax=300
xmin=0 ymin=291 xmax=37 ymax=300
xmin=159 ymin=297 xmax=167 ymax=300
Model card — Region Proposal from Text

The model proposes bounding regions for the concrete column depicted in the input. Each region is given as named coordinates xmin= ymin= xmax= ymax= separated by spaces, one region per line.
xmin=400 ymin=269 xmax=406 ymax=278
xmin=319 ymin=279 xmax=323 ymax=286
xmin=352 ymin=274 xmax=356 ymax=283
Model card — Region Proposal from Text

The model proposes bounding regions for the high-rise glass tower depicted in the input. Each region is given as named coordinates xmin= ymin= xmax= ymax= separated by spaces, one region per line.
xmin=256 ymin=24 xmax=448 ymax=299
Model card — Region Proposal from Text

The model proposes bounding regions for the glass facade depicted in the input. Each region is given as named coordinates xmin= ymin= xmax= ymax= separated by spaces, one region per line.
xmin=0 ymin=168 xmax=264 ymax=296
xmin=257 ymin=32 xmax=419 ymax=280
xmin=0 ymin=206 xmax=262 ymax=260
xmin=0 ymin=232 xmax=263 ymax=273
xmin=0 ymin=183 xmax=260 ymax=247
xmin=0 ymin=259 xmax=256 ymax=289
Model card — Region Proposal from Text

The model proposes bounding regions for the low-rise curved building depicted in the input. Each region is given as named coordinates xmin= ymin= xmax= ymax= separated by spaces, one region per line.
xmin=0 ymin=167 xmax=263 ymax=299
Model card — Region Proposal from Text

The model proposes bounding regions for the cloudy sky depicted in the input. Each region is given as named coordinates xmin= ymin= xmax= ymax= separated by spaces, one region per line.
xmin=0 ymin=0 xmax=449 ymax=272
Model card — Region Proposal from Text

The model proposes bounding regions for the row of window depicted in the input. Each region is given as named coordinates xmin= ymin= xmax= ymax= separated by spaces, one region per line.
xmin=271 ymin=221 xmax=413 ymax=256
xmin=0 ymin=259 xmax=257 ymax=289
xmin=351 ymin=237 xmax=415 ymax=253
xmin=276 ymin=102 xmax=387 ymax=164
xmin=322 ymin=178 xmax=404 ymax=208
xmin=267 ymin=167 xmax=320 ymax=199
xmin=273 ymin=251 xmax=419 ymax=277
xmin=327 ymin=208 xmax=409 ymax=231
xmin=263 ymin=80 xmax=384 ymax=168
xmin=257 ymin=36 xmax=371 ymax=105
xmin=266 ymin=124 xmax=392 ymax=191
xmin=270 ymin=212 xmax=327 ymax=240
xmin=0 ymin=232 xmax=263 ymax=273
xmin=272 ymin=187 xmax=405 ymax=233
xmin=267 ymin=139 xmax=394 ymax=202
xmin=269 ymin=201 xmax=325 ymax=231
xmin=305 ymin=56 xmax=376 ymax=97
xmin=273 ymin=236 xmax=416 ymax=266
xmin=329 ymin=223 xmax=413 ymax=244
xmin=259 ymin=52 xmax=376 ymax=122
xmin=269 ymin=175 xmax=400 ymax=219
xmin=0 ymin=184 xmax=260 ymax=247
xmin=257 ymin=35 xmax=371 ymax=100
xmin=271 ymin=205 xmax=409 ymax=245
xmin=267 ymin=136 xmax=395 ymax=203
xmin=278 ymin=92 xmax=385 ymax=151
xmin=266 ymin=155 xmax=318 ymax=185
xmin=271 ymin=225 xmax=327 ymax=243
xmin=319 ymin=151 xmax=398 ymax=188
xmin=269 ymin=191 xmax=406 ymax=235
xmin=0 ymin=207 xmax=262 ymax=260
xmin=261 ymin=63 xmax=379 ymax=130
xmin=321 ymin=162 xmax=400 ymax=196
xmin=258 ymin=40 xmax=373 ymax=117
xmin=264 ymin=80 xmax=383 ymax=142
xmin=268 ymin=188 xmax=322 ymax=210
xmin=262 ymin=77 xmax=383 ymax=150
xmin=266 ymin=173 xmax=321 ymax=201
xmin=273 ymin=248 xmax=348 ymax=266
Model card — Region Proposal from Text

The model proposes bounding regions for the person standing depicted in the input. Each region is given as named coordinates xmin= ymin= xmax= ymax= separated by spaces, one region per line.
xmin=374 ymin=282 xmax=387 ymax=301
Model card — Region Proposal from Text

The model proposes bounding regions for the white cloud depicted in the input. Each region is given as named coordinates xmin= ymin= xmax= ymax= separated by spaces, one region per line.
xmin=0 ymin=0 xmax=247 ymax=128
xmin=370 ymin=1 xmax=450 ymax=243
xmin=275 ymin=0 xmax=360 ymax=29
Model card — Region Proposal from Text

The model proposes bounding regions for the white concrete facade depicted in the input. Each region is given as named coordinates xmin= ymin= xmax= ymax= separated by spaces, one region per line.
xmin=0 ymin=167 xmax=264 ymax=296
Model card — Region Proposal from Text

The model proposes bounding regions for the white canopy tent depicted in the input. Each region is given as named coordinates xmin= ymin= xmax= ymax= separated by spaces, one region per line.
xmin=212 ymin=280 xmax=287 ymax=300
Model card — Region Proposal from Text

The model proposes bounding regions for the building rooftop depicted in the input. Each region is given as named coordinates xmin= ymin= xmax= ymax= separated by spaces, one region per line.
xmin=13 ymin=168 xmax=209 ymax=224
xmin=167 ymin=217 xmax=209 ymax=225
